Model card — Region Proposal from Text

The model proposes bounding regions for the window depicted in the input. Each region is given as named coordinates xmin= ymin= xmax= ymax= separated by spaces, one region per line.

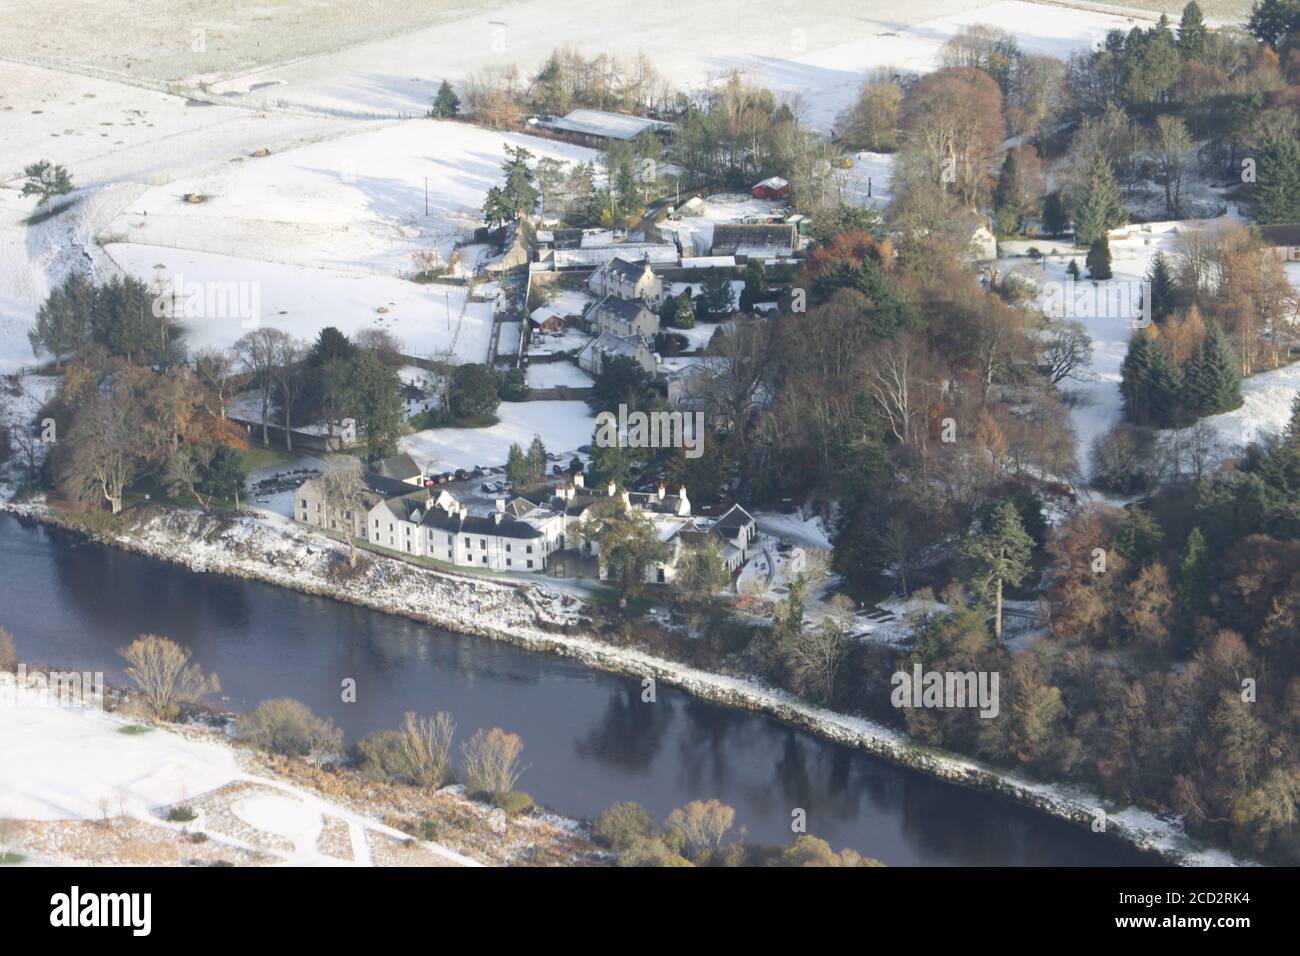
xmin=526 ymin=545 xmax=533 ymax=554
xmin=506 ymin=559 xmax=512 ymax=567
xmin=506 ymin=544 xmax=512 ymax=553
xmin=299 ymin=499 xmax=307 ymax=509
xmin=526 ymin=560 xmax=533 ymax=569
xmin=464 ymin=537 xmax=471 ymax=548
xmin=482 ymin=556 xmax=487 ymax=564
xmin=447 ymin=550 xmax=453 ymax=559
xmin=480 ymin=538 xmax=486 ymax=549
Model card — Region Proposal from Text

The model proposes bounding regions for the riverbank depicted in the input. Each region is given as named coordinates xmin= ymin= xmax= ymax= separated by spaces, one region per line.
xmin=1 ymin=499 xmax=1246 ymax=866
xmin=0 ymin=671 xmax=601 ymax=866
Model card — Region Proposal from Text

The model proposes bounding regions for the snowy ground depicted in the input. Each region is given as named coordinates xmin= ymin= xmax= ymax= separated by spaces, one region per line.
xmin=0 ymin=674 xmax=475 ymax=866
xmin=196 ymin=0 xmax=1132 ymax=131
xmin=400 ymin=399 xmax=595 ymax=471
xmin=525 ymin=361 xmax=592 ymax=389
xmin=659 ymin=192 xmax=787 ymax=257
xmin=102 ymin=120 xmax=597 ymax=275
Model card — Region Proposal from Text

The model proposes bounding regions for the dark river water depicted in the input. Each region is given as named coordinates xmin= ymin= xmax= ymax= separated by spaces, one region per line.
xmin=0 ymin=514 xmax=1161 ymax=866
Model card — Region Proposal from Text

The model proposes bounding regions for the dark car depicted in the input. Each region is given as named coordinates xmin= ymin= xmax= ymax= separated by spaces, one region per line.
xmin=577 ymin=444 xmax=592 ymax=454
xmin=552 ymin=464 xmax=565 ymax=475
xmin=454 ymin=469 xmax=470 ymax=481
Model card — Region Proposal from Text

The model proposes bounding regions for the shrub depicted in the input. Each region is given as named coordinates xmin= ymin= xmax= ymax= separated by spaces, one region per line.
xmin=400 ymin=711 xmax=456 ymax=789
xmin=460 ymin=727 xmax=526 ymax=798
xmin=234 ymin=698 xmax=343 ymax=758
xmin=493 ymin=790 xmax=535 ymax=816
xmin=167 ymin=806 xmax=197 ymax=823
xmin=117 ymin=634 xmax=218 ymax=720
xmin=665 ymin=800 xmax=735 ymax=859
xmin=593 ymin=801 xmax=656 ymax=850
xmin=617 ymin=836 xmax=692 ymax=867
xmin=355 ymin=729 xmax=409 ymax=782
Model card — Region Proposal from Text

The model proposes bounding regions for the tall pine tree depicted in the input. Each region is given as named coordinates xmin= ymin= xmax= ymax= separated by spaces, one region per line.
xmin=1074 ymin=154 xmax=1124 ymax=247
xmin=1086 ymin=236 xmax=1113 ymax=279
xmin=1187 ymin=319 xmax=1243 ymax=416
xmin=1254 ymin=134 xmax=1300 ymax=224
xmin=1146 ymin=251 xmax=1176 ymax=323
xmin=1177 ymin=2 xmax=1207 ymax=59
xmin=1121 ymin=330 xmax=1155 ymax=425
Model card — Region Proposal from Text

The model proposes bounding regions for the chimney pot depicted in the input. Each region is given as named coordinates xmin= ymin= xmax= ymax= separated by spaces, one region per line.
xmin=607 ymin=480 xmax=616 ymax=496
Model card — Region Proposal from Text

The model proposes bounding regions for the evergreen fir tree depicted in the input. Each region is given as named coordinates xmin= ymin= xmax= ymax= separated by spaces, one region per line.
xmin=1177 ymin=2 xmax=1207 ymax=59
xmin=1120 ymin=330 xmax=1155 ymax=425
xmin=1146 ymin=251 xmax=1176 ymax=323
xmin=1086 ymin=236 xmax=1113 ymax=279
xmin=1115 ymin=505 xmax=1165 ymax=566
xmin=1146 ymin=336 xmax=1185 ymax=427
xmin=1066 ymin=258 xmax=1080 ymax=280
xmin=430 ymin=80 xmax=461 ymax=118
xmin=1254 ymin=134 xmax=1300 ymax=224
xmin=1042 ymin=191 xmax=1069 ymax=237
xmin=1187 ymin=319 xmax=1243 ymax=416
xmin=1074 ymin=154 xmax=1124 ymax=247
xmin=1177 ymin=526 xmax=1210 ymax=614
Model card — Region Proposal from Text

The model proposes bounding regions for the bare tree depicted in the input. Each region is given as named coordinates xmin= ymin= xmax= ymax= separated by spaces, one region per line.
xmin=60 ymin=389 xmax=141 ymax=514
xmin=460 ymin=727 xmax=526 ymax=797
xmin=193 ymin=347 xmax=238 ymax=420
xmin=1040 ymin=319 xmax=1093 ymax=384
xmin=234 ymin=328 xmax=282 ymax=447
xmin=118 ymin=634 xmax=218 ymax=720
xmin=666 ymin=799 xmax=735 ymax=858
xmin=785 ymin=618 xmax=847 ymax=702
xmin=319 ymin=454 xmax=368 ymax=567
xmin=269 ymin=333 xmax=306 ymax=452
xmin=861 ymin=333 xmax=930 ymax=446
xmin=400 ymin=711 xmax=456 ymax=789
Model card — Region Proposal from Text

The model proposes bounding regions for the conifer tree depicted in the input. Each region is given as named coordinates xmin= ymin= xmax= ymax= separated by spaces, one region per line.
xmin=430 ymin=80 xmax=461 ymax=118
xmin=960 ymin=502 xmax=1034 ymax=642
xmin=1187 ymin=319 xmax=1243 ymax=416
xmin=1120 ymin=330 xmax=1155 ymax=425
xmin=1074 ymin=154 xmax=1124 ymax=247
xmin=1177 ymin=527 xmax=1210 ymax=614
xmin=1254 ymin=134 xmax=1300 ymax=224
xmin=1146 ymin=251 xmax=1176 ymax=323
xmin=1177 ymin=2 xmax=1207 ymax=59
xmin=1146 ymin=337 xmax=1184 ymax=427
xmin=1086 ymin=236 xmax=1113 ymax=280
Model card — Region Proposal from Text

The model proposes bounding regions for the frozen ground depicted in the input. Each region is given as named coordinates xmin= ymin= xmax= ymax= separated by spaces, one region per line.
xmin=198 ymin=0 xmax=1132 ymax=131
xmin=102 ymin=120 xmax=597 ymax=275
xmin=0 ymin=674 xmax=475 ymax=865
xmin=525 ymin=361 xmax=592 ymax=389
xmin=103 ymin=243 xmax=496 ymax=360
xmin=400 ymin=399 xmax=595 ymax=470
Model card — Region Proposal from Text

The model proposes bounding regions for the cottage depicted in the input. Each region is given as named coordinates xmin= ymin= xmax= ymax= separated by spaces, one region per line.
xmin=366 ymin=453 xmax=423 ymax=486
xmin=590 ymin=255 xmax=665 ymax=306
xmin=577 ymin=330 xmax=659 ymax=376
xmin=751 ymin=176 xmax=790 ymax=200
xmin=589 ymin=296 xmax=660 ymax=337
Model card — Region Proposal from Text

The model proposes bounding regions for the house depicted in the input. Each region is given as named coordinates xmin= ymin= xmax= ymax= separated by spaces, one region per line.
xmin=589 ymin=296 xmax=660 ymax=337
xmin=1258 ymin=223 xmax=1300 ymax=261
xmin=366 ymin=453 xmax=423 ymax=486
xmin=710 ymin=223 xmax=797 ymax=260
xmin=578 ymin=330 xmax=659 ymax=376
xmin=590 ymin=255 xmax=665 ymax=307
xmin=485 ymin=218 xmax=534 ymax=273
xmin=751 ymin=176 xmax=790 ymax=200
xmin=366 ymin=492 xmax=565 ymax=571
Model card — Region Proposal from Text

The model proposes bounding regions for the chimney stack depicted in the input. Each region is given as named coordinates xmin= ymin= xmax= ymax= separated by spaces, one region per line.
xmin=574 ymin=472 xmax=585 ymax=490
xmin=657 ymin=481 xmax=666 ymax=500
xmin=496 ymin=497 xmax=505 ymax=513
xmin=621 ymin=490 xmax=631 ymax=508
xmin=459 ymin=503 xmax=468 ymax=521
xmin=607 ymin=480 xmax=616 ymax=497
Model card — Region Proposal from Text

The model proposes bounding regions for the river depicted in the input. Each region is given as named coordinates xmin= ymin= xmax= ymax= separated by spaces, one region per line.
xmin=0 ymin=514 xmax=1160 ymax=865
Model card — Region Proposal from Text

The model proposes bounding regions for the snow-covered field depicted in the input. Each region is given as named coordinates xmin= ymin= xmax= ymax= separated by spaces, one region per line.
xmin=104 ymin=243 xmax=496 ymax=359
xmin=400 ymin=399 xmax=595 ymax=470
xmin=201 ymin=0 xmax=1133 ymax=131
xmin=102 ymin=120 xmax=597 ymax=275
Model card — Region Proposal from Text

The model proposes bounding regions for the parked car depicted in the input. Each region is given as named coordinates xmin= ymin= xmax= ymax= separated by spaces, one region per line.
xmin=577 ymin=444 xmax=592 ymax=454
xmin=454 ymin=469 xmax=470 ymax=481
xmin=552 ymin=464 xmax=565 ymax=475
xmin=473 ymin=466 xmax=487 ymax=477
xmin=480 ymin=482 xmax=493 ymax=493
